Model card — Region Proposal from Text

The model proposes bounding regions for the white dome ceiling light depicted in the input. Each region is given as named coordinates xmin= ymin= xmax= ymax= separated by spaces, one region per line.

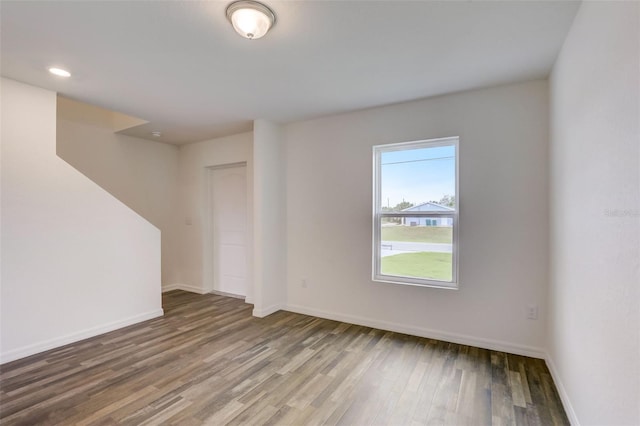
xmin=226 ymin=1 xmax=276 ymax=40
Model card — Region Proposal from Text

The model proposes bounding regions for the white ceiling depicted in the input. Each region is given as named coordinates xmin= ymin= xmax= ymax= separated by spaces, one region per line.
xmin=1 ymin=1 xmax=579 ymax=145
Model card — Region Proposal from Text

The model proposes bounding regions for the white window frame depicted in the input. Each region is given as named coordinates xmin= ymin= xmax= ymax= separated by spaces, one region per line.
xmin=372 ymin=137 xmax=459 ymax=289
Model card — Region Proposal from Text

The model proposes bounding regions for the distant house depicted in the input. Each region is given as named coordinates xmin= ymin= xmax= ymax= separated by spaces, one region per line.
xmin=402 ymin=202 xmax=454 ymax=226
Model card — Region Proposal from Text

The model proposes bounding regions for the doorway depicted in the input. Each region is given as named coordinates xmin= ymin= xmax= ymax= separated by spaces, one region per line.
xmin=208 ymin=163 xmax=248 ymax=297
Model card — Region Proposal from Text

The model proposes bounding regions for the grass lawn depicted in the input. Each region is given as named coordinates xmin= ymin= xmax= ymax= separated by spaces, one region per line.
xmin=381 ymin=226 xmax=452 ymax=244
xmin=381 ymin=252 xmax=452 ymax=281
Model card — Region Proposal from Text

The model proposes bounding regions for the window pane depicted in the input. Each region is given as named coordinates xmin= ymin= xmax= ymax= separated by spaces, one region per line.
xmin=380 ymin=217 xmax=453 ymax=282
xmin=380 ymin=144 xmax=456 ymax=213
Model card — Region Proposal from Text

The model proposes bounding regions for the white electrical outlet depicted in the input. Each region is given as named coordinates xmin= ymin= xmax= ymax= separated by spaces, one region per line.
xmin=527 ymin=304 xmax=538 ymax=320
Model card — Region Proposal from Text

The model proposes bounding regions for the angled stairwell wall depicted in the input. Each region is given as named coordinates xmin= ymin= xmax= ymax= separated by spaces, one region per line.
xmin=56 ymin=97 xmax=180 ymax=287
xmin=0 ymin=78 xmax=163 ymax=363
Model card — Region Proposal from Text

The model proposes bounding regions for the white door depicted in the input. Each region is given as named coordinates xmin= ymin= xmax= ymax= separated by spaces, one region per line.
xmin=210 ymin=165 xmax=247 ymax=297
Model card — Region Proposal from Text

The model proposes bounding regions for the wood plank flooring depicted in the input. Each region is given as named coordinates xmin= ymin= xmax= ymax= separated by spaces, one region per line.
xmin=0 ymin=291 xmax=569 ymax=425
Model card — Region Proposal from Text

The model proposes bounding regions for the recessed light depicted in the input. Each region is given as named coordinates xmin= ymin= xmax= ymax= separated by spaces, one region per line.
xmin=151 ymin=131 xmax=162 ymax=137
xmin=48 ymin=67 xmax=71 ymax=78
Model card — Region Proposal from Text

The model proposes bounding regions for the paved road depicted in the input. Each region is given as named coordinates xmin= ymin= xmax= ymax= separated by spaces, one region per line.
xmin=380 ymin=240 xmax=452 ymax=258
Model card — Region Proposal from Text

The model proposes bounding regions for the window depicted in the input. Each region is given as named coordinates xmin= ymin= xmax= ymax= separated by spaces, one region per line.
xmin=373 ymin=137 xmax=459 ymax=289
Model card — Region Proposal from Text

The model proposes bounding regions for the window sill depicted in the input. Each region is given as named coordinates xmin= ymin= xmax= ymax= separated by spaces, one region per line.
xmin=373 ymin=274 xmax=459 ymax=290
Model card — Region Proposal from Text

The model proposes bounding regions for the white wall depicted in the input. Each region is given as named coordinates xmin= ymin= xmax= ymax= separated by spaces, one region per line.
xmin=174 ymin=132 xmax=253 ymax=299
xmin=57 ymin=109 xmax=179 ymax=286
xmin=252 ymin=120 xmax=287 ymax=317
xmin=284 ymin=80 xmax=549 ymax=356
xmin=0 ymin=78 xmax=163 ymax=363
xmin=548 ymin=2 xmax=640 ymax=425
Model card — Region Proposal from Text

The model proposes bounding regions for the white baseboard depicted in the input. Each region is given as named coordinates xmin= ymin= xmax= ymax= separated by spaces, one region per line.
xmin=284 ymin=303 xmax=546 ymax=359
xmin=253 ymin=303 xmax=284 ymax=318
xmin=0 ymin=309 xmax=164 ymax=365
xmin=162 ymin=283 xmax=208 ymax=294
xmin=545 ymin=353 xmax=580 ymax=425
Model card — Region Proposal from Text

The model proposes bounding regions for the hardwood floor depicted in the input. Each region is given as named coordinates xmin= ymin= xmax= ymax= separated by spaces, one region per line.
xmin=0 ymin=291 xmax=568 ymax=425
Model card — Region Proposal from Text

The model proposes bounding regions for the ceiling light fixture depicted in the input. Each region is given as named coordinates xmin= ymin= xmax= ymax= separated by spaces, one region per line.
xmin=226 ymin=0 xmax=275 ymax=40
xmin=48 ymin=67 xmax=71 ymax=77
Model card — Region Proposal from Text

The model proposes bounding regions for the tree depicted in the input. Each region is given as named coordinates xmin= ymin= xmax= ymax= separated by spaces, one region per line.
xmin=382 ymin=201 xmax=415 ymax=224
xmin=394 ymin=201 xmax=414 ymax=211
xmin=438 ymin=195 xmax=455 ymax=207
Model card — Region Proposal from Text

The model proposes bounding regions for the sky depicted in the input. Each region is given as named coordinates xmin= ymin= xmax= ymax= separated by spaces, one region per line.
xmin=380 ymin=144 xmax=455 ymax=209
